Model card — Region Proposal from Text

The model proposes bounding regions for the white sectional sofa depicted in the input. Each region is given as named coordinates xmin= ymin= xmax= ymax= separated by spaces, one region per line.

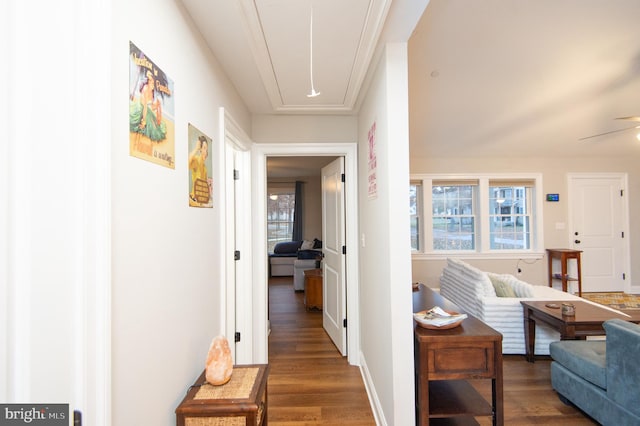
xmin=439 ymin=257 xmax=585 ymax=355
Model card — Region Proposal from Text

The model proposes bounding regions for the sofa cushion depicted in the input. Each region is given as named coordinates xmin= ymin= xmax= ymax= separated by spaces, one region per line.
xmin=603 ymin=319 xmax=640 ymax=416
xmin=297 ymin=249 xmax=321 ymax=260
xmin=550 ymin=340 xmax=607 ymax=390
xmin=273 ymin=240 xmax=302 ymax=254
xmin=447 ymin=258 xmax=496 ymax=297
xmin=269 ymin=256 xmax=296 ymax=266
xmin=487 ymin=273 xmax=517 ymax=297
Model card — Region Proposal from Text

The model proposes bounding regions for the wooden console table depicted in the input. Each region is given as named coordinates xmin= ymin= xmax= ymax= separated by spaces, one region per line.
xmin=413 ymin=285 xmax=503 ymax=425
xmin=547 ymin=248 xmax=582 ymax=297
xmin=304 ymin=268 xmax=323 ymax=311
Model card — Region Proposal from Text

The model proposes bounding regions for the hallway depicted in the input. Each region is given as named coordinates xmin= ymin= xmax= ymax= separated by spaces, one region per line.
xmin=267 ymin=277 xmax=376 ymax=425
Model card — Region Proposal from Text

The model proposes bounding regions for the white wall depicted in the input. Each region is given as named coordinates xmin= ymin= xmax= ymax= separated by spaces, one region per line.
xmin=2 ymin=1 xmax=111 ymax=423
xmin=410 ymin=156 xmax=640 ymax=293
xmin=111 ymin=0 xmax=250 ymax=425
xmin=252 ymin=114 xmax=358 ymax=143
xmin=358 ymin=44 xmax=415 ymax=426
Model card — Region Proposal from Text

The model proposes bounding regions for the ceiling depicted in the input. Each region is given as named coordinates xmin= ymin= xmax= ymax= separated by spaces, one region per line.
xmin=409 ymin=0 xmax=640 ymax=159
xmin=180 ymin=0 xmax=428 ymax=114
xmin=180 ymin=0 xmax=640 ymax=159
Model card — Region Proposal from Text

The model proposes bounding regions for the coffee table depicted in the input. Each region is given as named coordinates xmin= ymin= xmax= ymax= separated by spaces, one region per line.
xmin=520 ymin=300 xmax=633 ymax=362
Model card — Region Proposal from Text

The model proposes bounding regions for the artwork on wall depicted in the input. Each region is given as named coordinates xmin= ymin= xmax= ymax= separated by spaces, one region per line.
xmin=367 ymin=121 xmax=378 ymax=200
xmin=129 ymin=41 xmax=175 ymax=168
xmin=188 ymin=124 xmax=213 ymax=208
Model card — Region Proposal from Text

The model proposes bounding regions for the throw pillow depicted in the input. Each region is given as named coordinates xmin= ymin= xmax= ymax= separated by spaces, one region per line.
xmin=504 ymin=275 xmax=534 ymax=298
xmin=488 ymin=274 xmax=517 ymax=297
xmin=300 ymin=240 xmax=314 ymax=250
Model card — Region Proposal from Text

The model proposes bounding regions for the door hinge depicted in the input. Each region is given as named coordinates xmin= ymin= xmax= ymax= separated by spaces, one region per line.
xmin=622 ymin=231 xmax=625 ymax=238
xmin=341 ymin=173 xmax=345 ymax=183
xmin=233 ymin=169 xmax=240 ymax=180
xmin=234 ymin=250 xmax=241 ymax=261
xmin=343 ymin=319 xmax=347 ymax=328
xmin=623 ymin=273 xmax=626 ymax=280
xmin=621 ymin=189 xmax=624 ymax=197
xmin=235 ymin=332 xmax=241 ymax=343
xmin=342 ymin=245 xmax=346 ymax=255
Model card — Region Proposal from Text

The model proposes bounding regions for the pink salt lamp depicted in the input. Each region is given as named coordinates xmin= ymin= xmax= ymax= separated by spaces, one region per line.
xmin=205 ymin=335 xmax=233 ymax=385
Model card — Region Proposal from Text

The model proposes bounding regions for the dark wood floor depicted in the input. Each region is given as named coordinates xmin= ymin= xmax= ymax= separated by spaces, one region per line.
xmin=267 ymin=277 xmax=598 ymax=425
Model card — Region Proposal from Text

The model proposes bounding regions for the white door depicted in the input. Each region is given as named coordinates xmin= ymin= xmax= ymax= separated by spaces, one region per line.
xmin=321 ymin=157 xmax=347 ymax=355
xmin=223 ymin=111 xmax=253 ymax=364
xmin=569 ymin=174 xmax=628 ymax=292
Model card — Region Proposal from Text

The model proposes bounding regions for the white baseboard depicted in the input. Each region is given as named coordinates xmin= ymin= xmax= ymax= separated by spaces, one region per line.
xmin=359 ymin=351 xmax=386 ymax=426
xmin=628 ymin=285 xmax=640 ymax=295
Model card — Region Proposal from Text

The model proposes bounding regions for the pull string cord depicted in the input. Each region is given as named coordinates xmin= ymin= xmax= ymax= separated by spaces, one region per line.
xmin=307 ymin=4 xmax=320 ymax=97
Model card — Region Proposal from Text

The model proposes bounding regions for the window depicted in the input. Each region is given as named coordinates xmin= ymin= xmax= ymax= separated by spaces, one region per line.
xmin=488 ymin=182 xmax=532 ymax=250
xmin=410 ymin=174 xmax=543 ymax=257
xmin=432 ymin=184 xmax=476 ymax=251
xmin=409 ymin=182 xmax=422 ymax=251
xmin=267 ymin=189 xmax=295 ymax=253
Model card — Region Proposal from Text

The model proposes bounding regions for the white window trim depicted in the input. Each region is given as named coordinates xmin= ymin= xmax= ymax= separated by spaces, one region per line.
xmin=409 ymin=181 xmax=424 ymax=252
xmin=411 ymin=173 xmax=545 ymax=260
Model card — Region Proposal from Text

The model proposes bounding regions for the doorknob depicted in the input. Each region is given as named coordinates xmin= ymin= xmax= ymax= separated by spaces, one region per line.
xmin=574 ymin=240 xmax=581 ymax=244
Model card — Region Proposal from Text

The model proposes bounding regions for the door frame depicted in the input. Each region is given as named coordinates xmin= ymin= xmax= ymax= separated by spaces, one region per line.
xmin=221 ymin=108 xmax=253 ymax=364
xmin=251 ymin=143 xmax=360 ymax=366
xmin=567 ymin=172 xmax=633 ymax=293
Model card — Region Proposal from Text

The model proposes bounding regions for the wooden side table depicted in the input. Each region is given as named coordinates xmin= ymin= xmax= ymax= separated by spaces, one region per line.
xmin=413 ymin=285 xmax=503 ymax=425
xmin=304 ymin=268 xmax=323 ymax=311
xmin=547 ymin=248 xmax=582 ymax=297
xmin=175 ymin=364 xmax=269 ymax=426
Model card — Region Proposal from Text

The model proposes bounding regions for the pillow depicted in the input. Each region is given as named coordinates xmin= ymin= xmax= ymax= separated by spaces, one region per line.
xmin=273 ymin=241 xmax=302 ymax=254
xmin=300 ymin=240 xmax=314 ymax=250
xmin=487 ymin=273 xmax=517 ymax=297
xmin=504 ymin=275 xmax=534 ymax=298
xmin=313 ymin=238 xmax=323 ymax=249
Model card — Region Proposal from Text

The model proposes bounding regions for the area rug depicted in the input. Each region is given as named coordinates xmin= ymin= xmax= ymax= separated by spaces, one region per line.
xmin=581 ymin=292 xmax=640 ymax=310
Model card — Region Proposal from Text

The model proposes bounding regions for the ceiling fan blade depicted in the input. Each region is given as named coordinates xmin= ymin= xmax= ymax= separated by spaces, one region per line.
xmin=578 ymin=124 xmax=640 ymax=141
xmin=615 ymin=116 xmax=640 ymax=122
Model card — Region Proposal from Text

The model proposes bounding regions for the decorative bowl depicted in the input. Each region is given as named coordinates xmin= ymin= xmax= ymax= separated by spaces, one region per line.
xmin=413 ymin=310 xmax=466 ymax=330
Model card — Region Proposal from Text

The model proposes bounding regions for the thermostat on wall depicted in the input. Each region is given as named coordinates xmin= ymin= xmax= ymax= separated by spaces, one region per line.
xmin=546 ymin=193 xmax=559 ymax=202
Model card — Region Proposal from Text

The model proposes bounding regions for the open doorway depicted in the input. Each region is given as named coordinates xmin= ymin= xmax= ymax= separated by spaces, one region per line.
xmin=266 ymin=156 xmax=331 ymax=256
xmin=266 ymin=156 xmax=337 ymax=342
xmin=249 ymin=143 xmax=360 ymax=366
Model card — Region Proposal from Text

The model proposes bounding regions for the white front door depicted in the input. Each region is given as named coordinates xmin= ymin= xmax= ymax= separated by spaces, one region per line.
xmin=321 ymin=157 xmax=347 ymax=355
xmin=568 ymin=174 xmax=628 ymax=292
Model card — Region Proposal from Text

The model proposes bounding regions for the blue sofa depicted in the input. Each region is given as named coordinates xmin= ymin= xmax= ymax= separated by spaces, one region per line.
xmin=550 ymin=319 xmax=640 ymax=425
xmin=269 ymin=239 xmax=322 ymax=277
